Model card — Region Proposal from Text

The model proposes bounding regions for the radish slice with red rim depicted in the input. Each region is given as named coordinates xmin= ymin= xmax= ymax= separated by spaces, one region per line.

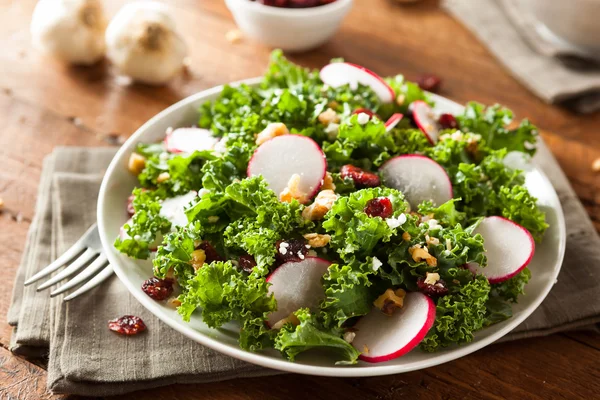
xmin=411 ymin=100 xmax=439 ymax=144
xmin=467 ymin=216 xmax=535 ymax=284
xmin=247 ymin=135 xmax=327 ymax=200
xmin=379 ymin=155 xmax=453 ymax=208
xmin=164 ymin=127 xmax=219 ymax=153
xmin=266 ymin=257 xmax=331 ymax=327
xmin=352 ymin=292 xmax=436 ymax=363
xmin=320 ymin=62 xmax=395 ymax=103
xmin=384 ymin=113 xmax=403 ymax=132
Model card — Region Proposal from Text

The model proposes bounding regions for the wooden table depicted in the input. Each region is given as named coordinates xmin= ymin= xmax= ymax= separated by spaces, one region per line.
xmin=2 ymin=0 xmax=599 ymax=398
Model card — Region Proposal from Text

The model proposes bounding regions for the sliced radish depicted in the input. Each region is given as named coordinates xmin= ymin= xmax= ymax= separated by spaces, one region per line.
xmin=411 ymin=100 xmax=439 ymax=144
xmin=467 ymin=216 xmax=535 ymax=284
xmin=384 ymin=113 xmax=403 ymax=132
xmin=164 ymin=127 xmax=219 ymax=153
xmin=247 ymin=135 xmax=327 ymax=200
xmin=159 ymin=190 xmax=197 ymax=227
xmin=266 ymin=257 xmax=331 ymax=327
xmin=352 ymin=292 xmax=436 ymax=363
xmin=380 ymin=155 xmax=453 ymax=208
xmin=352 ymin=108 xmax=377 ymax=119
xmin=320 ymin=62 xmax=395 ymax=103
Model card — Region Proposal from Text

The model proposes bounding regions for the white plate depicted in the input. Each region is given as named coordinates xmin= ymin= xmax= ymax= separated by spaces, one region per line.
xmin=97 ymin=78 xmax=566 ymax=377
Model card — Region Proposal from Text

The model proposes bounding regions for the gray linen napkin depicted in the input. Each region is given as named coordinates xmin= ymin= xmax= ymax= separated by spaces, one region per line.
xmin=7 ymin=143 xmax=600 ymax=396
xmin=443 ymin=0 xmax=600 ymax=113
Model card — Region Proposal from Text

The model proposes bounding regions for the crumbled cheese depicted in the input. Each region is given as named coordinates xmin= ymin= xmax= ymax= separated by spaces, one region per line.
xmin=450 ymin=130 xmax=464 ymax=141
xmin=372 ymin=256 xmax=382 ymax=271
xmin=198 ymin=188 xmax=210 ymax=198
xmin=305 ymin=244 xmax=311 ymax=249
xmin=297 ymin=251 xmax=305 ymax=260
xmin=427 ymin=219 xmax=441 ymax=230
xmin=357 ymin=112 xmax=370 ymax=125
xmin=424 ymin=272 xmax=440 ymax=285
xmin=133 ymin=235 xmax=141 ymax=241
xmin=213 ymin=138 xmax=227 ymax=154
xmin=386 ymin=213 xmax=407 ymax=229
xmin=343 ymin=331 xmax=356 ymax=344
xmin=325 ymin=122 xmax=340 ymax=140
xmin=279 ymin=242 xmax=289 ymax=255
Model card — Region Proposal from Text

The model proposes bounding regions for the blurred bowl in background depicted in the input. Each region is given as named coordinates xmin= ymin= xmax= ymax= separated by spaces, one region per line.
xmin=527 ymin=0 xmax=600 ymax=55
xmin=225 ymin=0 xmax=353 ymax=52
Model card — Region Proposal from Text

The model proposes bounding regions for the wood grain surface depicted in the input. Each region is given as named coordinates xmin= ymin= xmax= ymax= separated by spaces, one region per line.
xmin=1 ymin=0 xmax=600 ymax=399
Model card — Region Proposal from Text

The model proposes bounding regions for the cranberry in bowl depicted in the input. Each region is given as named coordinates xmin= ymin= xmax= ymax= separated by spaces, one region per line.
xmin=225 ymin=0 xmax=353 ymax=52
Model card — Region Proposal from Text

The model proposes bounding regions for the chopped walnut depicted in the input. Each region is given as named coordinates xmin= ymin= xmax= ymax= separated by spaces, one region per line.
xmin=318 ymin=108 xmax=340 ymax=125
xmin=409 ymin=245 xmax=438 ymax=267
xmin=321 ymin=172 xmax=336 ymax=191
xmin=396 ymin=93 xmax=406 ymax=106
xmin=373 ymin=288 xmax=406 ymax=316
xmin=402 ymin=231 xmax=411 ymax=242
xmin=424 ymin=272 xmax=440 ymax=285
xmin=301 ymin=190 xmax=337 ymax=221
xmin=225 ymin=29 xmax=243 ymax=43
xmin=256 ymin=122 xmax=289 ymax=145
xmin=271 ymin=313 xmax=301 ymax=330
xmin=328 ymin=101 xmax=339 ymax=109
xmin=426 ymin=234 xmax=440 ymax=246
xmin=303 ymin=233 xmax=331 ymax=248
xmin=128 ymin=153 xmax=146 ymax=175
xmin=190 ymin=249 xmax=206 ymax=271
xmin=156 ymin=172 xmax=170 ymax=183
xmin=279 ymin=174 xmax=309 ymax=204
xmin=168 ymin=297 xmax=182 ymax=308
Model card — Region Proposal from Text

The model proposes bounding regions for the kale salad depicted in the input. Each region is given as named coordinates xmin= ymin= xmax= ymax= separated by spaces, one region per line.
xmin=115 ymin=50 xmax=548 ymax=364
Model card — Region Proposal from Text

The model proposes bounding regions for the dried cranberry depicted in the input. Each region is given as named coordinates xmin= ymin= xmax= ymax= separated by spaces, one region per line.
xmin=258 ymin=0 xmax=289 ymax=6
xmin=417 ymin=277 xmax=449 ymax=297
xmin=416 ymin=74 xmax=442 ymax=92
xmin=141 ymin=277 xmax=174 ymax=301
xmin=438 ymin=113 xmax=459 ymax=130
xmin=238 ymin=254 xmax=257 ymax=273
xmin=340 ymin=165 xmax=380 ymax=188
xmin=197 ymin=241 xmax=223 ymax=263
xmin=288 ymin=0 xmax=321 ymax=7
xmin=108 ymin=315 xmax=147 ymax=335
xmin=275 ymin=238 xmax=309 ymax=264
xmin=126 ymin=194 xmax=135 ymax=216
xmin=364 ymin=197 xmax=393 ymax=218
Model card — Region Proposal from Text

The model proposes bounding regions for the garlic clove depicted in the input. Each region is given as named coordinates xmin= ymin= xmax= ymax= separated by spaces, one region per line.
xmin=31 ymin=0 xmax=107 ymax=65
xmin=105 ymin=2 xmax=188 ymax=85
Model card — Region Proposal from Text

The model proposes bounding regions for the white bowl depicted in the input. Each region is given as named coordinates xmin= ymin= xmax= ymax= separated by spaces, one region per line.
xmin=97 ymin=78 xmax=566 ymax=377
xmin=224 ymin=0 xmax=353 ymax=52
xmin=527 ymin=0 xmax=600 ymax=56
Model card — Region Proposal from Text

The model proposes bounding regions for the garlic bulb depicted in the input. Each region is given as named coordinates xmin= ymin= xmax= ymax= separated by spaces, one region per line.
xmin=30 ymin=0 xmax=107 ymax=65
xmin=105 ymin=2 xmax=188 ymax=85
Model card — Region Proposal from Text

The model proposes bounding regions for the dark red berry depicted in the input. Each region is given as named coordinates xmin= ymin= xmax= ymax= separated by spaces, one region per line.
xmin=438 ymin=113 xmax=458 ymax=130
xmin=364 ymin=197 xmax=393 ymax=218
xmin=238 ymin=254 xmax=257 ymax=273
xmin=141 ymin=277 xmax=174 ymax=301
xmin=108 ymin=315 xmax=147 ymax=335
xmin=340 ymin=164 xmax=380 ymax=188
xmin=288 ymin=0 xmax=321 ymax=7
xmin=417 ymin=277 xmax=449 ymax=297
xmin=416 ymin=74 xmax=442 ymax=92
xmin=197 ymin=241 xmax=223 ymax=264
xmin=258 ymin=0 xmax=289 ymax=7
xmin=275 ymin=238 xmax=309 ymax=264
xmin=126 ymin=194 xmax=135 ymax=216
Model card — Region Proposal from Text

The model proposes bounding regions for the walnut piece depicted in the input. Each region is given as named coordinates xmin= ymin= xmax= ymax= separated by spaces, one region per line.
xmin=190 ymin=249 xmax=206 ymax=271
xmin=409 ymin=244 xmax=438 ymax=267
xmin=318 ymin=108 xmax=340 ymax=125
xmin=128 ymin=153 xmax=146 ymax=175
xmin=321 ymin=172 xmax=336 ymax=191
xmin=256 ymin=122 xmax=289 ymax=145
xmin=303 ymin=233 xmax=331 ymax=248
xmin=424 ymin=272 xmax=440 ymax=285
xmin=279 ymin=174 xmax=308 ymax=204
xmin=301 ymin=190 xmax=337 ymax=221
xmin=156 ymin=172 xmax=170 ymax=183
xmin=373 ymin=288 xmax=406 ymax=316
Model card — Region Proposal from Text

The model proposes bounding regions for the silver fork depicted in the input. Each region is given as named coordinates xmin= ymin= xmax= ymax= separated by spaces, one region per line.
xmin=24 ymin=224 xmax=114 ymax=301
